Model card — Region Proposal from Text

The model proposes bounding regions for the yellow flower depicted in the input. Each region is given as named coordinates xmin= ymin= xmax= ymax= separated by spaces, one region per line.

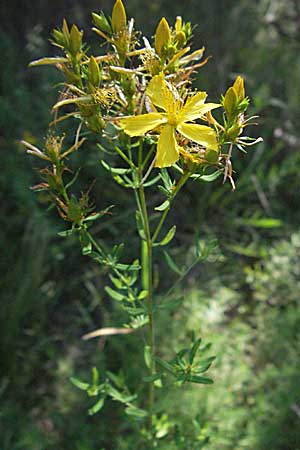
xmin=119 ymin=75 xmax=220 ymax=167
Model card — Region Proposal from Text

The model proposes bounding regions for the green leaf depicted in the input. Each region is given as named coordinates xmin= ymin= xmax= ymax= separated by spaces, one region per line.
xmin=122 ymin=306 xmax=145 ymax=316
xmin=29 ymin=57 xmax=68 ymax=67
xmin=70 ymin=377 xmax=90 ymax=391
xmin=106 ymin=385 xmax=136 ymax=404
xmin=106 ymin=371 xmax=124 ymax=389
xmin=155 ymin=357 xmax=175 ymax=375
xmin=189 ymin=338 xmax=202 ymax=364
xmin=186 ymin=375 xmax=213 ymax=384
xmin=92 ymin=367 xmax=99 ymax=385
xmin=53 ymin=95 xmax=92 ymax=110
xmin=160 ymin=168 xmax=173 ymax=190
xmin=125 ymin=406 xmax=148 ymax=418
xmin=136 ymin=210 xmax=146 ymax=240
xmin=158 ymin=185 xmax=170 ymax=196
xmin=163 ymin=251 xmax=183 ymax=275
xmin=88 ymin=397 xmax=105 ymax=415
xmin=155 ymin=200 xmax=170 ymax=212
xmin=101 ymin=160 xmax=131 ymax=175
xmin=143 ymin=175 xmax=161 ymax=188
xmin=144 ymin=345 xmax=151 ymax=369
xmin=115 ymin=262 xmax=141 ymax=271
xmin=109 ymin=275 xmax=123 ymax=290
xmin=58 ymin=228 xmax=75 ymax=237
xmin=191 ymin=170 xmax=221 ymax=182
xmin=105 ymin=286 xmax=125 ymax=302
xmin=193 ymin=356 xmax=216 ymax=374
xmin=156 ymin=225 xmax=176 ymax=246
xmin=83 ymin=206 xmax=114 ymax=222
xmin=138 ymin=290 xmax=148 ymax=300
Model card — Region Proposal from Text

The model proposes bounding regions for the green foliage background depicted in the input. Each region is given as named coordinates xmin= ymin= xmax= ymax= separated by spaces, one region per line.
xmin=1 ymin=0 xmax=300 ymax=448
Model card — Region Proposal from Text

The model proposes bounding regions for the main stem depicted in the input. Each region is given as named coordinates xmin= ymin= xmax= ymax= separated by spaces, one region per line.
xmin=138 ymin=182 xmax=155 ymax=429
xmin=135 ymin=139 xmax=191 ymax=439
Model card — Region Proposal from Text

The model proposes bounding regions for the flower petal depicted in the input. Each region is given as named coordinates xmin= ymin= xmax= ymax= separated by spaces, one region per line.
xmin=155 ymin=124 xmax=179 ymax=168
xmin=177 ymin=123 xmax=218 ymax=150
xmin=146 ymin=75 xmax=176 ymax=112
xmin=179 ymin=92 xmax=220 ymax=122
xmin=119 ymin=113 xmax=166 ymax=137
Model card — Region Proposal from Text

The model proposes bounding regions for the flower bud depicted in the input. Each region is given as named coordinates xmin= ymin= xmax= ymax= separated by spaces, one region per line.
xmin=111 ymin=0 xmax=127 ymax=33
xmin=85 ymin=115 xmax=105 ymax=133
xmin=52 ymin=29 xmax=65 ymax=47
xmin=92 ymin=12 xmax=112 ymax=35
xmin=175 ymin=16 xmax=182 ymax=33
xmin=233 ymin=75 xmax=245 ymax=100
xmin=175 ymin=31 xmax=186 ymax=48
xmin=223 ymin=86 xmax=238 ymax=120
xmin=225 ymin=124 xmax=241 ymax=141
xmin=88 ymin=56 xmax=101 ymax=87
xmin=205 ymin=148 xmax=219 ymax=163
xmin=69 ymin=24 xmax=83 ymax=55
xmin=62 ymin=19 xmax=70 ymax=41
xmin=155 ymin=17 xmax=171 ymax=56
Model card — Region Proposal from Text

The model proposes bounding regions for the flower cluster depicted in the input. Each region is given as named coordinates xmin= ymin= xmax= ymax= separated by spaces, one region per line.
xmin=26 ymin=0 xmax=260 ymax=187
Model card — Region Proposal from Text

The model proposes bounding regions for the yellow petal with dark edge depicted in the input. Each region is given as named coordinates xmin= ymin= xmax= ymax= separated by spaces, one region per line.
xmin=146 ymin=75 xmax=176 ymax=112
xmin=177 ymin=123 xmax=218 ymax=150
xmin=155 ymin=124 xmax=179 ymax=168
xmin=179 ymin=92 xmax=221 ymax=122
xmin=119 ymin=113 xmax=166 ymax=137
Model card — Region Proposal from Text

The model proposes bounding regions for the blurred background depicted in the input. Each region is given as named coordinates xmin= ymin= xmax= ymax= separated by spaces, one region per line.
xmin=1 ymin=0 xmax=300 ymax=449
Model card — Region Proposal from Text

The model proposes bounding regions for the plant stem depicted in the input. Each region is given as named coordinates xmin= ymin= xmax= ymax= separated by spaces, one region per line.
xmin=138 ymin=182 xmax=155 ymax=420
xmin=136 ymin=142 xmax=155 ymax=438
xmin=135 ymin=153 xmax=191 ymax=441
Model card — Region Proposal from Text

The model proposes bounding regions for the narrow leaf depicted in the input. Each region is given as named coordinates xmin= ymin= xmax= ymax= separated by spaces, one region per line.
xmin=157 ymin=225 xmax=176 ymax=246
xmin=105 ymin=286 xmax=125 ymax=301
xmin=163 ymin=251 xmax=183 ymax=275
xmin=70 ymin=377 xmax=90 ymax=391
xmin=155 ymin=357 xmax=175 ymax=375
xmin=144 ymin=345 xmax=151 ymax=369
xmin=88 ymin=397 xmax=105 ymax=415
xmin=155 ymin=200 xmax=170 ymax=212
xmin=125 ymin=405 xmax=148 ymax=418
xmin=58 ymin=228 xmax=74 ymax=237
xmin=186 ymin=375 xmax=213 ymax=384
xmin=189 ymin=338 xmax=202 ymax=364
xmin=29 ymin=57 xmax=68 ymax=67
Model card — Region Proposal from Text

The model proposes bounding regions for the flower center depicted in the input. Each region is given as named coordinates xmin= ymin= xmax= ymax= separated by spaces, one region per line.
xmin=167 ymin=112 xmax=178 ymax=127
